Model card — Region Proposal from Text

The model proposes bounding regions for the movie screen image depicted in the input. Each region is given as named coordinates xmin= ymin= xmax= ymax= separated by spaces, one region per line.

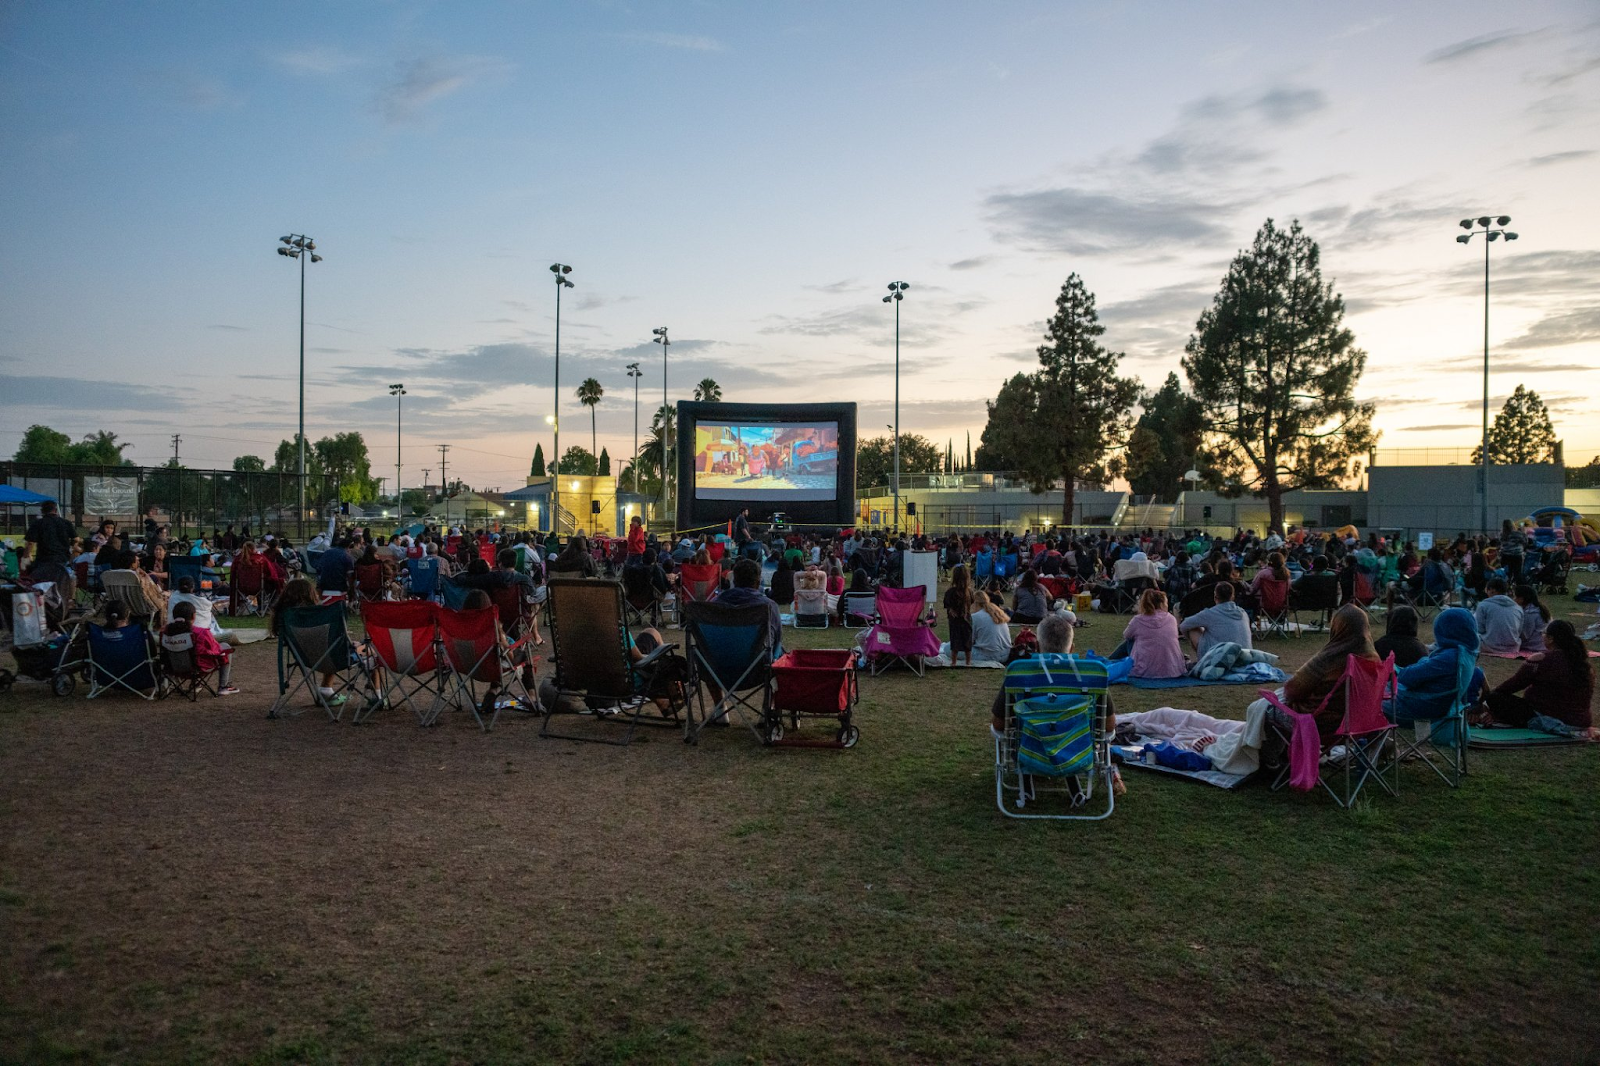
xmin=692 ymin=422 xmax=840 ymax=501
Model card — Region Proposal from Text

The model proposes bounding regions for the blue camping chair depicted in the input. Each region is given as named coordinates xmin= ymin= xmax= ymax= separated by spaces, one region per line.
xmin=167 ymin=558 xmax=222 ymax=597
xmin=269 ymin=604 xmax=376 ymax=722
xmin=993 ymin=654 xmax=1116 ymax=821
xmin=87 ymin=622 xmax=163 ymax=700
xmin=405 ymin=556 xmax=441 ymax=601
xmin=682 ymin=600 xmax=778 ymax=745
xmin=974 ymin=549 xmax=995 ymax=585
xmin=440 ymin=579 xmax=471 ymax=611
xmin=994 ymin=551 xmax=1019 ymax=585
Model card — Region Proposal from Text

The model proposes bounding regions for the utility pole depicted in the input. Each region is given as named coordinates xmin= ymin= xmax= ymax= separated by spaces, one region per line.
xmin=170 ymin=434 xmax=182 ymax=465
xmin=437 ymin=444 xmax=451 ymax=529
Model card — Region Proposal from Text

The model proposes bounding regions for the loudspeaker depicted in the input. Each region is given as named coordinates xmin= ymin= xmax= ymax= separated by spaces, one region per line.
xmin=590 ymin=500 xmax=602 ymax=514
xmin=905 ymin=502 xmax=917 ymax=516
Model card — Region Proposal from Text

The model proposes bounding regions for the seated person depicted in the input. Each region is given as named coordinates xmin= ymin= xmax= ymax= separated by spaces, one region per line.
xmin=1515 ymin=585 xmax=1549 ymax=654
xmin=969 ymin=590 xmax=1013 ymax=664
xmin=163 ymin=599 xmax=238 ymax=695
xmin=1387 ymin=607 xmax=1484 ymax=725
xmin=1277 ymin=604 xmax=1380 ymax=741
xmin=768 ymin=555 xmax=796 ymax=608
xmin=712 ymin=558 xmax=783 ymax=658
xmin=314 ymin=539 xmax=355 ymax=596
xmin=1114 ymin=588 xmax=1187 ymax=679
xmin=990 ymin=610 xmax=1075 ymax=731
xmin=1474 ymin=576 xmax=1523 ymax=655
xmin=1010 ymin=569 xmax=1050 ymax=625
xmin=550 ymin=535 xmax=598 ymax=577
xmin=1474 ymin=619 xmax=1594 ymax=731
xmin=1374 ymin=606 xmax=1427 ymax=669
xmin=1289 ymin=555 xmax=1339 ymax=607
xmin=1178 ymin=581 xmax=1252 ymax=658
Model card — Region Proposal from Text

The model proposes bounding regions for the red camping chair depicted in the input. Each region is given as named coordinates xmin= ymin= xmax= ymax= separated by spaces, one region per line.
xmin=1038 ymin=576 xmax=1073 ymax=603
xmin=771 ymin=648 xmax=859 ymax=748
xmin=676 ymin=563 xmax=722 ymax=626
xmin=1260 ymin=653 xmax=1397 ymax=808
xmin=488 ymin=583 xmax=533 ymax=641
xmin=707 ymin=541 xmax=726 ymax=563
xmin=1254 ymin=575 xmax=1291 ymax=639
xmin=436 ymin=606 xmax=539 ymax=731
xmin=361 ymin=600 xmax=445 ymax=725
xmin=354 ymin=563 xmax=389 ymax=605
xmin=863 ymin=585 xmax=941 ymax=677
xmin=230 ymin=555 xmax=277 ymax=616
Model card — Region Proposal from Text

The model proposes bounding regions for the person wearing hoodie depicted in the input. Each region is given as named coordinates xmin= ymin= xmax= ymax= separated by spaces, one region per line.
xmin=1474 ymin=577 xmax=1523 ymax=655
xmin=1388 ymin=607 xmax=1485 ymax=725
xmin=1178 ymin=580 xmax=1253 ymax=658
xmin=1514 ymin=584 xmax=1550 ymax=655
xmin=1374 ymin=606 xmax=1428 ymax=669
xmin=1476 ymin=619 xmax=1594 ymax=730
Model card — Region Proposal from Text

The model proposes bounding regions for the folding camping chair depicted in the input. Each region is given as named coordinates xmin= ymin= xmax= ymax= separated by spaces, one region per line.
xmin=840 ymin=591 xmax=877 ymax=628
xmin=682 ymin=599 xmax=778 ymax=745
xmin=1261 ymin=653 xmax=1398 ymax=808
xmin=362 ymin=600 xmax=448 ymax=725
xmin=229 ymin=555 xmax=276 ymax=617
xmin=435 ymin=605 xmax=539 ymax=731
xmin=404 ymin=556 xmax=441 ymax=601
xmin=863 ymin=585 xmax=940 ymax=676
xmin=488 ymin=583 xmax=534 ymax=641
xmin=87 ymin=622 xmax=164 ymax=700
xmin=1254 ymin=575 xmax=1292 ymax=639
xmin=974 ymin=549 xmax=995 ymax=586
xmin=354 ymin=563 xmax=389 ymax=606
xmin=159 ymin=628 xmax=227 ymax=701
xmin=1392 ymin=667 xmax=1472 ymax=789
xmin=794 ymin=586 xmax=830 ymax=628
xmin=1289 ymin=579 xmax=1341 ymax=632
xmin=98 ymin=570 xmax=165 ymax=623
xmin=268 ymin=604 xmax=378 ymax=722
xmin=993 ymin=655 xmax=1116 ymax=820
xmin=621 ymin=565 xmax=663 ymax=628
xmin=541 ymin=578 xmax=684 ymax=745
xmin=168 ymin=558 xmax=221 ymax=599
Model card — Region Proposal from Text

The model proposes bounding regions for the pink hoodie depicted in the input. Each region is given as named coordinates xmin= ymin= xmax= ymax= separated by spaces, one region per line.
xmin=1122 ymin=611 xmax=1188 ymax=679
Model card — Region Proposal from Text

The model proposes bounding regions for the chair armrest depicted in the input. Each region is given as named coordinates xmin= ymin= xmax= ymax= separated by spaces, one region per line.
xmin=634 ymin=642 xmax=679 ymax=669
xmin=1257 ymin=688 xmax=1293 ymax=715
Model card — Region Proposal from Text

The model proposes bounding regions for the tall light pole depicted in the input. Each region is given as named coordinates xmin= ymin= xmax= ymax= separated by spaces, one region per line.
xmin=1456 ymin=216 xmax=1518 ymax=535
xmin=389 ymin=383 xmax=406 ymax=512
xmin=276 ymin=233 xmax=322 ymax=540
xmin=549 ymin=263 xmax=573 ymax=531
xmin=626 ymin=362 xmax=643 ymax=496
xmin=883 ymin=281 xmax=909 ymax=531
xmin=653 ymin=327 xmax=670 ymax=526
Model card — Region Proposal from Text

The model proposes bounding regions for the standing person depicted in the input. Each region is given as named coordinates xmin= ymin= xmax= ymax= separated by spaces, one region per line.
xmin=24 ymin=499 xmax=78 ymax=603
xmin=625 ymin=514 xmax=647 ymax=567
xmin=1498 ymin=519 xmax=1526 ymax=583
xmin=944 ymin=563 xmax=975 ymax=667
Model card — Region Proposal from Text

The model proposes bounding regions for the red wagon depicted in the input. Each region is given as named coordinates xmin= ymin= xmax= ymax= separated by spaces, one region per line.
xmin=770 ymin=647 xmax=859 ymax=748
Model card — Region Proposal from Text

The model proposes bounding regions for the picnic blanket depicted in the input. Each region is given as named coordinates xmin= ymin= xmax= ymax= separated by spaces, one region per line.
xmin=1112 ymin=708 xmax=1254 ymax=789
xmin=1468 ymin=726 xmax=1586 ymax=748
xmin=1483 ymin=648 xmax=1600 ymax=659
xmin=1113 ymin=746 xmax=1254 ymax=788
xmin=1130 ymin=664 xmax=1288 ymax=689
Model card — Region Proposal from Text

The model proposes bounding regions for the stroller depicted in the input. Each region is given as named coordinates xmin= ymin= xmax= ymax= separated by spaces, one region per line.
xmin=1530 ymin=547 xmax=1573 ymax=595
xmin=0 ymin=580 xmax=88 ymax=696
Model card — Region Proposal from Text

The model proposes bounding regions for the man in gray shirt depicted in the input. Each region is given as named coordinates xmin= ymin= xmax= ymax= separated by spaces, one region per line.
xmin=1178 ymin=581 xmax=1253 ymax=658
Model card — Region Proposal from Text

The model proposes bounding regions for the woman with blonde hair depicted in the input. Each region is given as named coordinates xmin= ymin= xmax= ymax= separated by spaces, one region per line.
xmin=970 ymin=588 xmax=1013 ymax=664
xmin=1117 ymin=588 xmax=1187 ymax=679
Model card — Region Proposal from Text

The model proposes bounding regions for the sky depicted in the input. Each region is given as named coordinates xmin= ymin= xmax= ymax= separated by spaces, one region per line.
xmin=2 ymin=1 xmax=1597 ymax=491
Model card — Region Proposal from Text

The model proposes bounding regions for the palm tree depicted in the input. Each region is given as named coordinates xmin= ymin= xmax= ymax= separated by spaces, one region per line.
xmin=694 ymin=378 xmax=722 ymax=402
xmin=576 ymin=378 xmax=604 ymax=464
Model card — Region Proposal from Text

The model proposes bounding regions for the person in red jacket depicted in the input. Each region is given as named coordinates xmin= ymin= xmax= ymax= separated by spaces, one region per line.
xmin=625 ymin=514 xmax=647 ymax=566
xmin=162 ymin=600 xmax=238 ymax=695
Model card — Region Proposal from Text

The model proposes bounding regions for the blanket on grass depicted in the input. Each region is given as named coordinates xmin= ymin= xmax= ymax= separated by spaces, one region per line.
xmin=1467 ymin=726 xmax=1587 ymax=748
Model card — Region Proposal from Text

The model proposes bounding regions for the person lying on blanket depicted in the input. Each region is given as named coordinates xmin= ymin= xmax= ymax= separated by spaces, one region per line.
xmin=1472 ymin=619 xmax=1594 ymax=732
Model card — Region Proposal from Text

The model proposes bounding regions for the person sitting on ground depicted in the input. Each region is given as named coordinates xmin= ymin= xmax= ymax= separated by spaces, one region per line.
xmin=712 ymin=558 xmax=783 ymax=658
xmin=1010 ymin=569 xmax=1050 ymax=625
xmin=944 ymin=563 xmax=975 ymax=667
xmin=1474 ymin=619 xmax=1594 ymax=732
xmin=768 ymin=553 xmax=796 ymax=608
xmin=1387 ymin=607 xmax=1485 ymax=727
xmin=1279 ymin=604 xmax=1380 ymax=741
xmin=969 ymin=590 xmax=1013 ymax=664
xmin=163 ymin=599 xmax=238 ymax=695
xmin=1374 ymin=605 xmax=1427 ymax=669
xmin=1178 ymin=581 xmax=1252 ymax=658
xmin=1513 ymin=584 xmax=1549 ymax=655
xmin=1114 ymin=588 xmax=1187 ymax=679
xmin=551 ymin=534 xmax=598 ymax=578
xmin=1474 ymin=576 xmax=1523 ymax=655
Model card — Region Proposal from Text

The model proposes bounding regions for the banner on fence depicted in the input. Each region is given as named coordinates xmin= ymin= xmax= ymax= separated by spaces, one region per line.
xmin=84 ymin=476 xmax=139 ymax=515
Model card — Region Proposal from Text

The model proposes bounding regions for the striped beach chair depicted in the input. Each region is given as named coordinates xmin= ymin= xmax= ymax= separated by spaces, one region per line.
xmin=993 ymin=654 xmax=1116 ymax=821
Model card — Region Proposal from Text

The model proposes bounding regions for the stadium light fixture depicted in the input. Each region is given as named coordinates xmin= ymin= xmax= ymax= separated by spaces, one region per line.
xmin=389 ymin=383 xmax=406 ymax=506
xmin=626 ymin=362 xmax=644 ymax=495
xmin=549 ymin=263 xmax=574 ymax=530
xmin=274 ymin=232 xmax=323 ymax=540
xmin=1456 ymin=214 xmax=1518 ymax=537
xmin=884 ymin=281 xmax=910 ymax=530
xmin=653 ymin=328 xmax=670 ymax=523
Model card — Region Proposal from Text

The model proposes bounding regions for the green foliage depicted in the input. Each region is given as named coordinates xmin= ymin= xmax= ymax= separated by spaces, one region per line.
xmin=530 ymin=443 xmax=546 ymax=477
xmin=559 ymin=446 xmax=598 ymax=476
xmin=856 ymin=433 xmax=941 ymax=489
xmin=1182 ymin=218 xmax=1376 ymax=531
xmin=400 ymin=487 xmax=433 ymax=515
xmin=1123 ymin=372 xmax=1209 ymax=497
xmin=1473 ymin=384 xmax=1557 ymax=465
xmin=1567 ymin=455 xmax=1600 ymax=489
xmin=232 ymin=454 xmax=266 ymax=473
xmin=598 ymin=447 xmax=611 ymax=476
xmin=313 ymin=432 xmax=381 ymax=503
xmin=13 ymin=425 xmax=133 ymax=466
xmin=271 ymin=435 xmax=322 ymax=476
xmin=694 ymin=378 xmax=722 ymax=402
xmin=978 ymin=274 xmax=1140 ymax=522
xmin=577 ymin=377 xmax=604 ymax=461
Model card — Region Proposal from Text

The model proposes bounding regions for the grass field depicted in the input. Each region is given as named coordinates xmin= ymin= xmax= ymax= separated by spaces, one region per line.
xmin=2 ymin=591 xmax=1598 ymax=1065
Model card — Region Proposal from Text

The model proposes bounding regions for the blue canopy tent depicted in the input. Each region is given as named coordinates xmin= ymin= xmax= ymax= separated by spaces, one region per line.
xmin=0 ymin=485 xmax=55 ymax=505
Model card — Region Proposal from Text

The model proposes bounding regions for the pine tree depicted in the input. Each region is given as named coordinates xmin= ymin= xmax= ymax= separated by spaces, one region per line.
xmin=964 ymin=431 xmax=972 ymax=471
xmin=1183 ymin=218 xmax=1376 ymax=533
xmin=530 ymin=443 xmax=545 ymax=477
xmin=1123 ymin=372 xmax=1207 ymax=498
xmin=599 ymin=447 xmax=611 ymax=476
xmin=1472 ymin=384 xmax=1557 ymax=465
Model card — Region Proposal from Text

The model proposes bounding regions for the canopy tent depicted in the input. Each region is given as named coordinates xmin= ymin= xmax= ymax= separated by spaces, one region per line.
xmin=0 ymin=485 xmax=56 ymax=505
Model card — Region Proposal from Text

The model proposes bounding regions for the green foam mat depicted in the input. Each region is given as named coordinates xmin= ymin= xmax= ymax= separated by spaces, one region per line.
xmin=1467 ymin=727 xmax=1584 ymax=748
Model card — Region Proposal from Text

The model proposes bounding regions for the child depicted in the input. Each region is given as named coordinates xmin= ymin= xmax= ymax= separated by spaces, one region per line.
xmin=1514 ymin=584 xmax=1550 ymax=655
xmin=163 ymin=599 xmax=238 ymax=695
xmin=943 ymin=563 xmax=974 ymax=667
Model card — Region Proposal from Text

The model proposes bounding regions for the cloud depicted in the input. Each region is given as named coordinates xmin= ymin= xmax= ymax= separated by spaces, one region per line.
xmin=208 ymin=323 xmax=250 ymax=332
xmin=947 ymin=257 xmax=993 ymax=271
xmin=1426 ymin=29 xmax=1541 ymax=64
xmin=1399 ymin=423 xmax=1479 ymax=432
xmin=804 ymin=279 xmax=859 ymax=295
xmin=984 ymin=187 xmax=1236 ymax=255
xmin=1502 ymin=307 xmax=1600 ymax=350
xmin=757 ymin=304 xmax=941 ymax=346
xmin=1529 ymin=149 xmax=1594 ymax=166
xmin=1135 ymin=84 xmax=1327 ymax=176
xmin=147 ymin=71 xmax=240 ymax=110
xmin=625 ymin=32 xmax=724 ymax=52
xmin=372 ymin=55 xmax=510 ymax=124
xmin=270 ymin=46 xmax=363 ymax=76
xmin=0 ymin=375 xmax=184 ymax=411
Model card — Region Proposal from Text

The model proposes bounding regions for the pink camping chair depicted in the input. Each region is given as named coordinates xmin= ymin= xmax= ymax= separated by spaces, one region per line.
xmin=361 ymin=600 xmax=445 ymax=725
xmin=863 ymin=584 xmax=941 ymax=677
xmin=1259 ymin=652 xmax=1398 ymax=808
